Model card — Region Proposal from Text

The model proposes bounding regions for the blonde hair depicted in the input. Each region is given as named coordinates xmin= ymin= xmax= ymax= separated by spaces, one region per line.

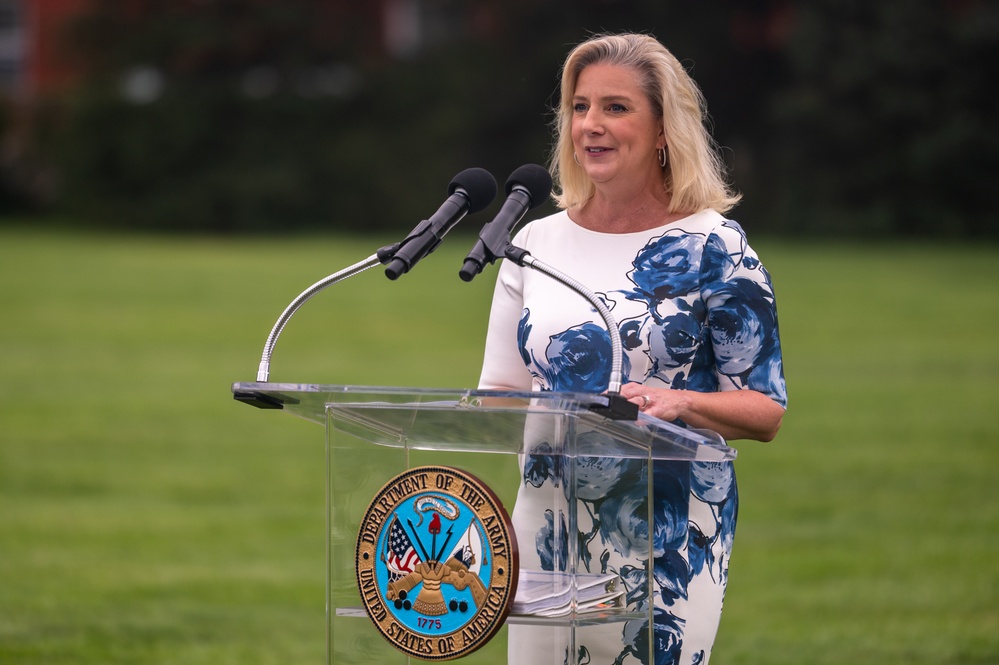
xmin=550 ymin=33 xmax=741 ymax=214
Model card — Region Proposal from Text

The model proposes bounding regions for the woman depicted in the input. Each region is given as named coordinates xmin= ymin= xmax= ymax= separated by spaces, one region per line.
xmin=477 ymin=33 xmax=787 ymax=665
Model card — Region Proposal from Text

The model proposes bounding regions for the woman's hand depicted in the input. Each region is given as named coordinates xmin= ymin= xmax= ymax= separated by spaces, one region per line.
xmin=618 ymin=382 xmax=691 ymax=422
xmin=617 ymin=383 xmax=784 ymax=442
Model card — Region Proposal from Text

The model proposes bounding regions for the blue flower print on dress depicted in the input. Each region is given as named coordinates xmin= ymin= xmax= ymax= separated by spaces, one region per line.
xmin=628 ymin=232 xmax=732 ymax=303
xmin=719 ymin=485 xmax=738 ymax=559
xmin=575 ymin=452 xmax=644 ymax=503
xmin=704 ymin=277 xmax=785 ymax=403
xmin=616 ymin=608 xmax=684 ymax=665
xmin=521 ymin=313 xmax=631 ymax=392
xmin=652 ymin=462 xmax=691 ymax=554
xmin=597 ymin=482 xmax=651 ymax=560
xmin=653 ymin=549 xmax=688 ymax=607
xmin=688 ymin=462 xmax=738 ymax=583
xmin=690 ymin=462 xmax=735 ymax=505
xmin=545 ymin=322 xmax=620 ymax=392
xmin=574 ymin=429 xmax=645 ymax=499
xmin=619 ymin=563 xmax=651 ymax=607
xmin=621 ymin=319 xmax=644 ymax=350
xmin=517 ymin=309 xmax=533 ymax=366
xmin=523 ymin=440 xmax=560 ymax=489
xmin=648 ymin=311 xmax=706 ymax=373
xmin=537 ymin=508 xmax=568 ymax=572
xmin=687 ymin=520 xmax=710 ymax=581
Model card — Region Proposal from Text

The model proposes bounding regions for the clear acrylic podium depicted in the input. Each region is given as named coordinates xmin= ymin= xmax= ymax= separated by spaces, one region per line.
xmin=232 ymin=382 xmax=736 ymax=664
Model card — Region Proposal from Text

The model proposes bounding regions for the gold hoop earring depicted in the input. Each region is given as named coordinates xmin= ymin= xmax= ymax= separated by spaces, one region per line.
xmin=657 ymin=147 xmax=667 ymax=168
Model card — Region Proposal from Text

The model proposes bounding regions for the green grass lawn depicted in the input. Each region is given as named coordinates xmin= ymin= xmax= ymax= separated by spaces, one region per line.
xmin=1 ymin=228 xmax=997 ymax=664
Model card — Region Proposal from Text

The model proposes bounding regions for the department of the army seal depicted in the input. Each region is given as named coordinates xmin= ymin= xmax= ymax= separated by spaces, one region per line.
xmin=355 ymin=465 xmax=519 ymax=660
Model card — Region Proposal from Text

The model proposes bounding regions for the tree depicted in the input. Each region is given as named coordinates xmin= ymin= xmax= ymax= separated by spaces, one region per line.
xmin=766 ymin=0 xmax=999 ymax=236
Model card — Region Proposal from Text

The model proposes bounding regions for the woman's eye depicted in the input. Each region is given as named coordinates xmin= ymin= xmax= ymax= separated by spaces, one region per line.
xmin=573 ymin=103 xmax=588 ymax=113
xmin=609 ymin=103 xmax=627 ymax=113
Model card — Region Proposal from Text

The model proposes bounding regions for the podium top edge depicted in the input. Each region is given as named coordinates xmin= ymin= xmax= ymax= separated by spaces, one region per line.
xmin=230 ymin=382 xmax=737 ymax=462
xmin=231 ymin=382 xmax=593 ymax=400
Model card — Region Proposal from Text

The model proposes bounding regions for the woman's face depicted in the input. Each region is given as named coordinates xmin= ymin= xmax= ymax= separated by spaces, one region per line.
xmin=570 ymin=63 xmax=664 ymax=192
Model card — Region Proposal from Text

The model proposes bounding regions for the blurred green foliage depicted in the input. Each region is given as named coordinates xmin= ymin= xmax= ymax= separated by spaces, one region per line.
xmin=768 ymin=0 xmax=999 ymax=236
xmin=2 ymin=0 xmax=997 ymax=235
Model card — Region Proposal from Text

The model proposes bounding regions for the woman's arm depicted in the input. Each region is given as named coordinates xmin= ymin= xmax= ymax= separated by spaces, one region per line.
xmin=477 ymin=256 xmax=534 ymax=392
xmin=617 ymin=383 xmax=785 ymax=442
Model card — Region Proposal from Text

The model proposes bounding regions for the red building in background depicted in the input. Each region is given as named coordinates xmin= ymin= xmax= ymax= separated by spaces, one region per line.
xmin=2 ymin=0 xmax=93 ymax=98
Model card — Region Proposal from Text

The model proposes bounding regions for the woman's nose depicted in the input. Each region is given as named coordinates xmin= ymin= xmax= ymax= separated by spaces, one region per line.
xmin=581 ymin=109 xmax=604 ymax=134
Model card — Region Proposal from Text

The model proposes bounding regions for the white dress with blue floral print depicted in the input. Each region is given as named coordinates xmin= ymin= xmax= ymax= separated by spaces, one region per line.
xmin=478 ymin=209 xmax=786 ymax=665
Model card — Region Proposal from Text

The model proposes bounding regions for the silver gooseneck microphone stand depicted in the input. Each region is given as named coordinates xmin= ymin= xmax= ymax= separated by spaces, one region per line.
xmin=255 ymin=252 xmax=385 ymax=382
xmin=504 ymin=244 xmax=638 ymax=420
xmin=252 ymin=165 xmax=499 ymax=383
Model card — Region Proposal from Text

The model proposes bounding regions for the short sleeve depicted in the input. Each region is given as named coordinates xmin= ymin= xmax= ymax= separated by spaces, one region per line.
xmin=477 ymin=253 xmax=535 ymax=391
xmin=699 ymin=220 xmax=787 ymax=408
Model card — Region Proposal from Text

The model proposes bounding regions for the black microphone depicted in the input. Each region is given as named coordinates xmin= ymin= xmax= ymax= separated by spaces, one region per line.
xmin=459 ymin=164 xmax=552 ymax=282
xmin=383 ymin=167 xmax=497 ymax=280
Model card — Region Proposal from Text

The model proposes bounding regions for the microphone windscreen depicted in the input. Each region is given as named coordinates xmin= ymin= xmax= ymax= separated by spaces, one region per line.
xmin=449 ymin=167 xmax=498 ymax=213
xmin=505 ymin=164 xmax=553 ymax=208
